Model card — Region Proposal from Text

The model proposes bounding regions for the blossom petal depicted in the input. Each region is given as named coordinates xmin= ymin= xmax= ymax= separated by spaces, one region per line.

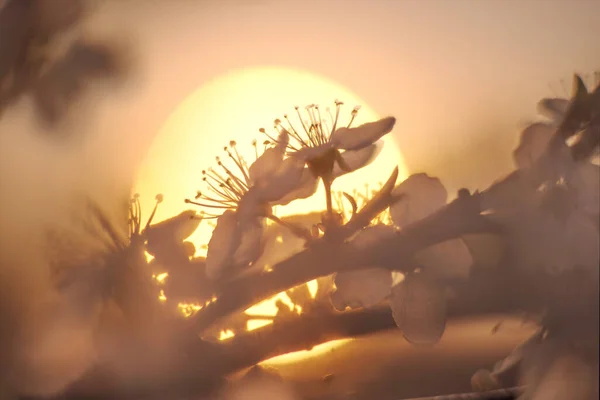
xmin=248 ymin=130 xmax=289 ymax=186
xmin=257 ymin=156 xmax=306 ymax=203
xmin=146 ymin=210 xmax=200 ymax=245
xmin=206 ymin=210 xmax=240 ymax=279
xmin=390 ymin=174 xmax=447 ymax=227
xmin=390 ymin=273 xmax=447 ymax=345
xmin=331 ymin=268 xmax=392 ymax=311
xmin=290 ymin=143 xmax=333 ymax=161
xmin=273 ymin=168 xmax=319 ymax=206
xmin=331 ymin=116 xmax=396 ymax=151
xmin=513 ymin=123 xmax=555 ymax=169
xmin=232 ymin=220 xmax=264 ymax=268
xmin=537 ymin=98 xmax=570 ymax=122
xmin=414 ymin=239 xmax=474 ymax=280
xmin=330 ymin=225 xmax=396 ymax=311
xmin=332 ymin=141 xmax=384 ymax=179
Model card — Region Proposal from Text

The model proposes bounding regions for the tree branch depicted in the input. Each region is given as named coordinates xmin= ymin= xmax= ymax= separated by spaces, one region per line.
xmin=187 ymin=191 xmax=498 ymax=334
xmin=52 ymin=269 xmax=518 ymax=400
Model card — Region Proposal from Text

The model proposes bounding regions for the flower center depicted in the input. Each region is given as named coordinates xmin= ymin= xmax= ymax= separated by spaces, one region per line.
xmin=307 ymin=148 xmax=337 ymax=178
xmin=259 ymin=101 xmax=360 ymax=153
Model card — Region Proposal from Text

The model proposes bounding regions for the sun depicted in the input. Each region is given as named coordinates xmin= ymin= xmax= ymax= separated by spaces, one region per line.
xmin=133 ymin=66 xmax=408 ymax=363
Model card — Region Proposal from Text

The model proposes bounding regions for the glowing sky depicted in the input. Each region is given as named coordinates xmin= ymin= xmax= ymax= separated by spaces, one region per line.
xmin=87 ymin=0 xmax=599 ymax=193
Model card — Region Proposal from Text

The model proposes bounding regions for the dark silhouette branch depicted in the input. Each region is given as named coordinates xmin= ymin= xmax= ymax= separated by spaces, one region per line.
xmin=400 ymin=386 xmax=524 ymax=400
xmin=55 ymin=277 xmax=518 ymax=400
xmin=187 ymin=191 xmax=499 ymax=334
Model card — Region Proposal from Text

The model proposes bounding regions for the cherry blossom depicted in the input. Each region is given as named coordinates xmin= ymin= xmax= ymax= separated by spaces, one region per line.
xmin=261 ymin=102 xmax=395 ymax=217
xmin=484 ymin=76 xmax=600 ymax=278
xmin=330 ymin=174 xmax=474 ymax=344
xmin=185 ymin=132 xmax=307 ymax=279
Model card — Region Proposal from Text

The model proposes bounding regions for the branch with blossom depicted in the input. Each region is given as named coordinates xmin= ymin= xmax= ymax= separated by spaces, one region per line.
xmin=4 ymin=75 xmax=598 ymax=400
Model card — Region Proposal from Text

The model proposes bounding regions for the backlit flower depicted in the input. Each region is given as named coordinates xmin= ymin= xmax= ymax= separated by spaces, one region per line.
xmin=261 ymin=101 xmax=395 ymax=199
xmin=514 ymin=74 xmax=600 ymax=217
xmin=486 ymin=76 xmax=600 ymax=277
xmin=330 ymin=174 xmax=474 ymax=345
xmin=186 ymin=132 xmax=306 ymax=279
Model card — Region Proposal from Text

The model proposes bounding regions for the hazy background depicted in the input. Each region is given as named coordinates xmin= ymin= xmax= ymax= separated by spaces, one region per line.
xmin=0 ymin=0 xmax=597 ymax=396
xmin=84 ymin=0 xmax=600 ymax=192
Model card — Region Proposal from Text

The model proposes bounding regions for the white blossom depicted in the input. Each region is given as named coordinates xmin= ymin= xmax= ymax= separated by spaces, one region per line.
xmin=262 ymin=102 xmax=395 ymax=193
xmin=186 ymin=132 xmax=307 ymax=279
xmin=330 ymin=174 xmax=474 ymax=345
xmin=390 ymin=173 xmax=473 ymax=280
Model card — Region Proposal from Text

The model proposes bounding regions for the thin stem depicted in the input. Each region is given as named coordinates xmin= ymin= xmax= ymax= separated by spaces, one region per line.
xmin=323 ymin=176 xmax=334 ymax=220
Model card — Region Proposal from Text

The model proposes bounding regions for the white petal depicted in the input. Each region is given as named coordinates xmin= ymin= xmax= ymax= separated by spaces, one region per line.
xmin=537 ymin=98 xmax=570 ymax=122
xmin=206 ymin=210 xmax=240 ymax=279
xmin=331 ymin=116 xmax=396 ymax=151
xmin=390 ymin=273 xmax=447 ymax=345
xmin=414 ymin=239 xmax=474 ymax=280
xmin=332 ymin=141 xmax=384 ymax=178
xmin=331 ymin=268 xmax=392 ymax=311
xmin=146 ymin=210 xmax=200 ymax=245
xmin=291 ymin=143 xmax=333 ymax=161
xmin=248 ymin=130 xmax=289 ymax=186
xmin=513 ymin=123 xmax=555 ymax=169
xmin=273 ymin=168 xmax=319 ymax=206
xmin=571 ymin=162 xmax=600 ymax=216
xmin=256 ymin=157 xmax=306 ymax=203
xmin=232 ymin=220 xmax=264 ymax=268
xmin=390 ymin=174 xmax=447 ymax=227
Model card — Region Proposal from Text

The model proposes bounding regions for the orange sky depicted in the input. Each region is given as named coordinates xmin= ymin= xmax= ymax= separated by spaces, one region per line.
xmin=80 ymin=0 xmax=600 ymax=193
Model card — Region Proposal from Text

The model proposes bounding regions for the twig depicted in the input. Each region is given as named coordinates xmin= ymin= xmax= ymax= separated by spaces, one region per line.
xmin=187 ymin=191 xmax=498 ymax=334
xmin=399 ymin=386 xmax=524 ymax=400
xmin=54 ymin=270 xmax=517 ymax=400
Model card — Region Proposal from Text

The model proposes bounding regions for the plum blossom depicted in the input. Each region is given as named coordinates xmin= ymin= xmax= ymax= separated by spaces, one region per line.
xmin=473 ymin=75 xmax=600 ymax=398
xmin=261 ymin=102 xmax=396 ymax=212
xmin=485 ymin=76 xmax=600 ymax=278
xmin=330 ymin=174 xmax=473 ymax=345
xmin=128 ymin=193 xmax=200 ymax=264
xmin=185 ymin=132 xmax=307 ymax=280
xmin=513 ymin=76 xmax=600 ymax=218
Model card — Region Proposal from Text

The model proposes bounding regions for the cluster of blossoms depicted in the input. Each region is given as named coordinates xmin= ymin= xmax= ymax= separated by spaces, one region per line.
xmin=173 ymin=78 xmax=597 ymax=397
xmin=186 ymin=102 xmax=395 ymax=280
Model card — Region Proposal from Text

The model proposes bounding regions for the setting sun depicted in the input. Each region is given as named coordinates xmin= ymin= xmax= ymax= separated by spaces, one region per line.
xmin=134 ymin=66 xmax=408 ymax=363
